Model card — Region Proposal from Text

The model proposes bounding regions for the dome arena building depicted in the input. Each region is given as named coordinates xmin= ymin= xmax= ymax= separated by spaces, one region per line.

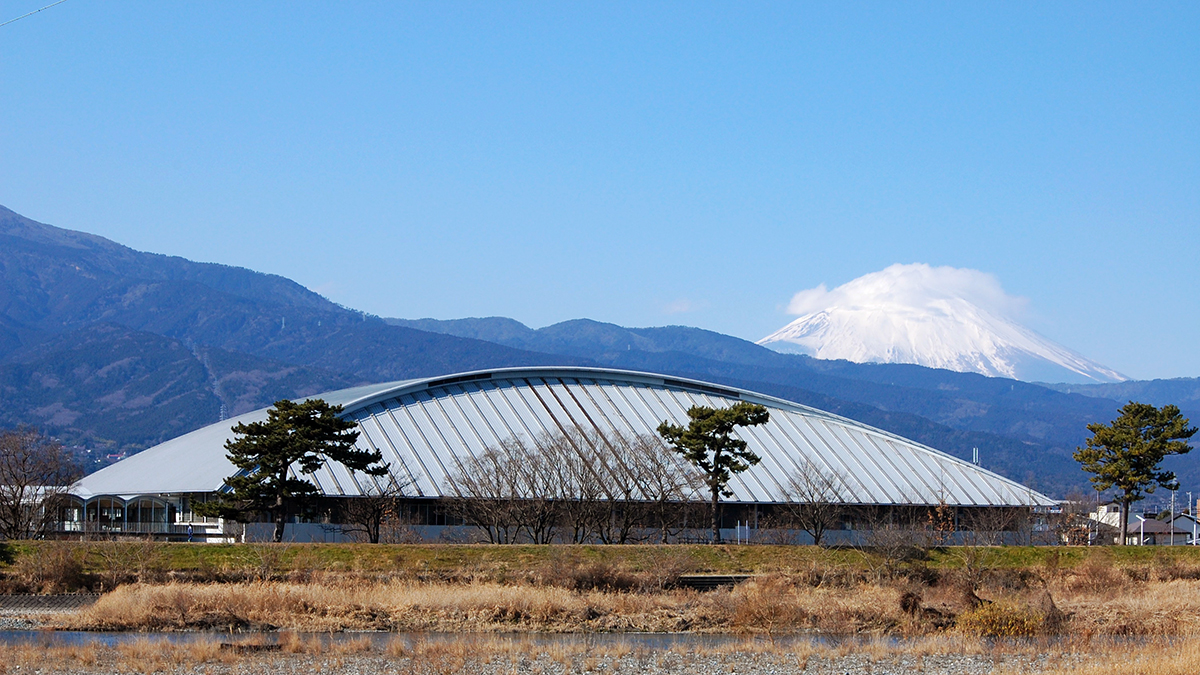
xmin=66 ymin=367 xmax=1054 ymax=542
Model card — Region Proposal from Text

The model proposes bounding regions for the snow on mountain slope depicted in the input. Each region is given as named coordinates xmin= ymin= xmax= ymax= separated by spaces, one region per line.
xmin=758 ymin=264 xmax=1126 ymax=384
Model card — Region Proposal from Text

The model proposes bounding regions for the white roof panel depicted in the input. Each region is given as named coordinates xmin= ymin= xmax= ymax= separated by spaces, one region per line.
xmin=74 ymin=367 xmax=1054 ymax=507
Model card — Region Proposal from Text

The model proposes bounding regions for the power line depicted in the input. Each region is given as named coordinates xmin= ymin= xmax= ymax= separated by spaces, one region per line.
xmin=0 ymin=0 xmax=69 ymax=29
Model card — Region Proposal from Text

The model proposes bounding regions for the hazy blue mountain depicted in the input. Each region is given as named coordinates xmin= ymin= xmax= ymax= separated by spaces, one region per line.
xmin=0 ymin=208 xmax=333 ymax=355
xmin=1043 ymin=377 xmax=1200 ymax=412
xmin=0 ymin=323 xmax=364 ymax=458
xmin=386 ymin=317 xmax=787 ymax=367
xmin=0 ymin=206 xmax=584 ymax=382
xmin=0 ymin=323 xmax=220 ymax=453
xmin=0 ymin=206 xmax=585 ymax=457
xmin=387 ymin=317 xmax=537 ymax=345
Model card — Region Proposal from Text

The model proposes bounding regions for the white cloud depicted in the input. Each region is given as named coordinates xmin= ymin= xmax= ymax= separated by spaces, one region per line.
xmin=663 ymin=298 xmax=706 ymax=315
xmin=786 ymin=263 xmax=1028 ymax=320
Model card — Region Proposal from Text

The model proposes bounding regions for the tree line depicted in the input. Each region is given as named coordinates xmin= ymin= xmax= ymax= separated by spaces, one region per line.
xmin=443 ymin=429 xmax=704 ymax=544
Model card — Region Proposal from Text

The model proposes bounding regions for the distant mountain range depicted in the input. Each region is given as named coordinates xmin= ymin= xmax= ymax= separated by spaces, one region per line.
xmin=757 ymin=264 xmax=1126 ymax=384
xmin=1 ymin=204 xmax=1196 ymax=497
xmin=0 ymin=205 xmax=578 ymax=464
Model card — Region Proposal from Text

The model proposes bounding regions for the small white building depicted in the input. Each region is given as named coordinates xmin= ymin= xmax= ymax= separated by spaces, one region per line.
xmin=1090 ymin=503 xmax=1194 ymax=545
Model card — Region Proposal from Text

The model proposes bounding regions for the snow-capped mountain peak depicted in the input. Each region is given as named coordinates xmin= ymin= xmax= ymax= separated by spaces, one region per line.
xmin=758 ymin=264 xmax=1126 ymax=384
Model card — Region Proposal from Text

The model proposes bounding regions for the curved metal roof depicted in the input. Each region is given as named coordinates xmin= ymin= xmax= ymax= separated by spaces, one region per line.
xmin=74 ymin=366 xmax=1053 ymax=507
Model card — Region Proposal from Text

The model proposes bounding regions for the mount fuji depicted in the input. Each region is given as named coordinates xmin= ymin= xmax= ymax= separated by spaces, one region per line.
xmin=758 ymin=264 xmax=1126 ymax=384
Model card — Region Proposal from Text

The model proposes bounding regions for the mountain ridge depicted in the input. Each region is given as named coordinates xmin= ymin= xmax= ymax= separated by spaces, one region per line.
xmin=385 ymin=317 xmax=1129 ymax=447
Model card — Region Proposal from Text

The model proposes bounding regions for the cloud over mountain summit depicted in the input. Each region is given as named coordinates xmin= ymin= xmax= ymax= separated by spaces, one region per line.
xmin=760 ymin=264 xmax=1125 ymax=384
xmin=785 ymin=264 xmax=1027 ymax=320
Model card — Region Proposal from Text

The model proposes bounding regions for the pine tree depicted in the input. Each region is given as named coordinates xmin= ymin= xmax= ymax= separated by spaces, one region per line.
xmin=1073 ymin=401 xmax=1196 ymax=545
xmin=198 ymin=398 xmax=388 ymax=542
xmin=658 ymin=402 xmax=769 ymax=543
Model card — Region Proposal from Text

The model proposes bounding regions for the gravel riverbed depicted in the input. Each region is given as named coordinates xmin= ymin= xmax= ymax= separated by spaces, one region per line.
xmin=1 ymin=648 xmax=1091 ymax=674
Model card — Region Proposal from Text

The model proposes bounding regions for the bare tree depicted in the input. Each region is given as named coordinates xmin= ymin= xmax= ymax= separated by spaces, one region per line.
xmin=857 ymin=502 xmax=928 ymax=581
xmin=508 ymin=438 xmax=562 ymax=544
xmin=778 ymin=456 xmax=847 ymax=546
xmin=1046 ymin=489 xmax=1095 ymax=546
xmin=957 ymin=507 xmax=1022 ymax=547
xmin=591 ymin=431 xmax=647 ymax=544
xmin=953 ymin=506 xmax=1026 ymax=604
xmin=335 ymin=473 xmax=413 ymax=544
xmin=0 ymin=428 xmax=81 ymax=540
xmin=444 ymin=436 xmax=566 ymax=544
xmin=444 ymin=430 xmax=702 ymax=545
xmin=624 ymin=433 xmax=703 ymax=543
xmin=538 ymin=430 xmax=607 ymax=543
xmin=444 ymin=445 xmax=521 ymax=543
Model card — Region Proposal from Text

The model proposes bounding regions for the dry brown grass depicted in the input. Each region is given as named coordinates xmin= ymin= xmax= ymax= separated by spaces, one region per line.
xmin=39 ymin=547 xmax=1200 ymax=645
xmin=61 ymin=572 xmax=1200 ymax=638
xmin=0 ymin=639 xmax=239 ymax=674
xmin=57 ymin=576 xmax=912 ymax=634
xmin=1051 ymin=578 xmax=1200 ymax=636
xmin=995 ymin=640 xmax=1200 ymax=675
xmin=4 ymin=542 xmax=86 ymax=593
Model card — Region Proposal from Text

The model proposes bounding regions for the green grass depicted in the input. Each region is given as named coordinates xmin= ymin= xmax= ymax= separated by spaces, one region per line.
xmin=9 ymin=541 xmax=1200 ymax=580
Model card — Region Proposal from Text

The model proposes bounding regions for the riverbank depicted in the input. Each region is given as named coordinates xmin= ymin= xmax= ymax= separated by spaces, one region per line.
xmin=26 ymin=540 xmax=1200 ymax=637
xmin=42 ymin=569 xmax=1200 ymax=637
xmin=12 ymin=543 xmax=1200 ymax=644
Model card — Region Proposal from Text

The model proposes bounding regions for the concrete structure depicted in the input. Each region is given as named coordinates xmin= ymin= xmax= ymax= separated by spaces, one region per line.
xmin=66 ymin=367 xmax=1054 ymax=542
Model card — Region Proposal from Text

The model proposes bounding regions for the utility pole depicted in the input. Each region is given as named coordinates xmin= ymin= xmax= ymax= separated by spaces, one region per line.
xmin=1191 ymin=491 xmax=1197 ymax=546
xmin=1171 ymin=490 xmax=1176 ymax=547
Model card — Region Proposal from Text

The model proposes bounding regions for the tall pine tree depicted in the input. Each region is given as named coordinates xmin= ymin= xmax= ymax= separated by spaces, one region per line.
xmin=1073 ymin=401 xmax=1196 ymax=545
xmin=658 ymin=402 xmax=769 ymax=543
xmin=198 ymin=398 xmax=388 ymax=542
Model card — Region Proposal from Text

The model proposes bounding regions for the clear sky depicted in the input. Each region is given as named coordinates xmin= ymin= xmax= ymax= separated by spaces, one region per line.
xmin=3 ymin=2 xmax=1197 ymax=380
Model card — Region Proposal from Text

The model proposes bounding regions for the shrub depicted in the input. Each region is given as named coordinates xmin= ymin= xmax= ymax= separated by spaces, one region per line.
xmin=540 ymin=559 xmax=638 ymax=592
xmin=1064 ymin=552 xmax=1125 ymax=595
xmin=93 ymin=539 xmax=167 ymax=589
xmin=7 ymin=543 xmax=88 ymax=593
xmin=730 ymin=576 xmax=807 ymax=633
xmin=1151 ymin=552 xmax=1200 ymax=582
xmin=634 ymin=549 xmax=696 ymax=591
xmin=955 ymin=600 xmax=1044 ymax=637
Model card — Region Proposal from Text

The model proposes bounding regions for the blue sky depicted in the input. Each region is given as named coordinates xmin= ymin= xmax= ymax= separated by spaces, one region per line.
xmin=3 ymin=2 xmax=1197 ymax=379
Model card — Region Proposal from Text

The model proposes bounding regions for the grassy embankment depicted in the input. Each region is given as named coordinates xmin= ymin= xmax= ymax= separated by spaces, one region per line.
xmin=7 ymin=542 xmax=1200 ymax=638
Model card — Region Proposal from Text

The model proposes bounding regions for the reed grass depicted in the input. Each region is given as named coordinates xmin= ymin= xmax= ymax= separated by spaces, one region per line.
xmin=57 ymin=576 xmax=911 ymax=634
xmin=50 ymin=568 xmax=1200 ymax=638
xmin=994 ymin=640 xmax=1200 ymax=675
